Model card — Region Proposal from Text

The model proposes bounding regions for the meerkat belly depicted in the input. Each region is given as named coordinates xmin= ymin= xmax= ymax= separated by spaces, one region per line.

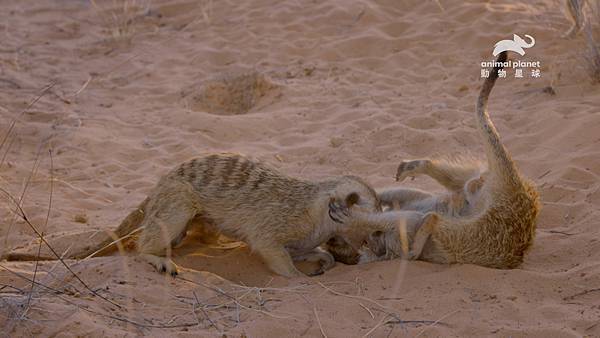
xmin=197 ymin=207 xmax=256 ymax=242
xmin=196 ymin=195 xmax=313 ymax=244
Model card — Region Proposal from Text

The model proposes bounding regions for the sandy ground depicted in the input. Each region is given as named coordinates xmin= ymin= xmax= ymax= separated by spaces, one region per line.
xmin=1 ymin=0 xmax=599 ymax=337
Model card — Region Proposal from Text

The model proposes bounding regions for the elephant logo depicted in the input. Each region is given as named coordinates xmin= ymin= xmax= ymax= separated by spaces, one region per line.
xmin=492 ymin=34 xmax=536 ymax=56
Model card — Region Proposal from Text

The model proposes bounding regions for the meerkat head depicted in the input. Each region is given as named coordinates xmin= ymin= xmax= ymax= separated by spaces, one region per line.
xmin=328 ymin=192 xmax=377 ymax=251
xmin=327 ymin=176 xmax=381 ymax=222
xmin=326 ymin=176 xmax=382 ymax=250
xmin=364 ymin=226 xmax=407 ymax=259
xmin=323 ymin=235 xmax=361 ymax=265
xmin=364 ymin=230 xmax=388 ymax=257
xmin=365 ymin=211 xmax=432 ymax=259
xmin=338 ymin=175 xmax=382 ymax=211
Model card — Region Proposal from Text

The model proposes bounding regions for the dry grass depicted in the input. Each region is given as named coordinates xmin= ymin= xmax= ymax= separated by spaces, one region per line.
xmin=566 ymin=0 xmax=600 ymax=83
xmin=91 ymin=0 xmax=150 ymax=41
xmin=583 ymin=0 xmax=600 ymax=83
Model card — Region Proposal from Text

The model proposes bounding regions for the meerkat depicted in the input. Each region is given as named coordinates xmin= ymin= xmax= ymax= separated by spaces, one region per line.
xmin=5 ymin=153 xmax=400 ymax=278
xmin=330 ymin=51 xmax=540 ymax=269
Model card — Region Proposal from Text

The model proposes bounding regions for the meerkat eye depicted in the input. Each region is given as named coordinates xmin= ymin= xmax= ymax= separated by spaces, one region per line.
xmin=372 ymin=231 xmax=383 ymax=238
xmin=345 ymin=192 xmax=360 ymax=207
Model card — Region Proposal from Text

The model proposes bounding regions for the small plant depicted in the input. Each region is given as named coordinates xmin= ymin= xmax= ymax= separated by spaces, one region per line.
xmin=565 ymin=0 xmax=600 ymax=83
xmin=563 ymin=0 xmax=586 ymax=38
xmin=91 ymin=0 xmax=150 ymax=41
xmin=582 ymin=0 xmax=600 ymax=82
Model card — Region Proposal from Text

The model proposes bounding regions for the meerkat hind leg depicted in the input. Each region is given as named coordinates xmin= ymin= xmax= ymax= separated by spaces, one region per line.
xmin=397 ymin=159 xmax=481 ymax=192
xmin=137 ymin=181 xmax=199 ymax=276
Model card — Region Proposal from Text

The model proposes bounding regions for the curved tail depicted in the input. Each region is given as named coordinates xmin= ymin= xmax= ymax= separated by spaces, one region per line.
xmin=477 ymin=51 xmax=519 ymax=184
xmin=3 ymin=198 xmax=149 ymax=261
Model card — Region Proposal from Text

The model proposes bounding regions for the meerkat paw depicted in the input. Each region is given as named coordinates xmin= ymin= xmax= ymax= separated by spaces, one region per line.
xmin=159 ymin=260 xmax=179 ymax=276
xmin=396 ymin=160 xmax=429 ymax=182
xmin=293 ymin=248 xmax=336 ymax=276
xmin=140 ymin=254 xmax=179 ymax=277
xmin=306 ymin=259 xmax=335 ymax=276
xmin=307 ymin=269 xmax=325 ymax=277
xmin=315 ymin=250 xmax=336 ymax=274
xmin=357 ymin=248 xmax=381 ymax=264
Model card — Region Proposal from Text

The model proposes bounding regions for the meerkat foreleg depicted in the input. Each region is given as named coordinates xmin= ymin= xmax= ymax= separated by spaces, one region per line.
xmin=347 ymin=209 xmax=423 ymax=233
xmin=328 ymin=203 xmax=427 ymax=258
xmin=396 ymin=159 xmax=481 ymax=192
xmin=253 ymin=244 xmax=305 ymax=278
xmin=138 ymin=254 xmax=180 ymax=276
xmin=377 ymin=187 xmax=435 ymax=209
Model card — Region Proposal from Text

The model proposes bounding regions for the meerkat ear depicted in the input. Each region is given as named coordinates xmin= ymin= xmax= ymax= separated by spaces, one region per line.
xmin=345 ymin=192 xmax=360 ymax=207
xmin=465 ymin=176 xmax=484 ymax=195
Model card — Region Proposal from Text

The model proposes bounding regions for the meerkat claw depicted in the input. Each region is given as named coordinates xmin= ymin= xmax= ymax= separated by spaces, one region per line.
xmin=329 ymin=208 xmax=343 ymax=223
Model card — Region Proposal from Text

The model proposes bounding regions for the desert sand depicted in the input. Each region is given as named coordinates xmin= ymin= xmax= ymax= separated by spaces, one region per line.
xmin=1 ymin=0 xmax=599 ymax=337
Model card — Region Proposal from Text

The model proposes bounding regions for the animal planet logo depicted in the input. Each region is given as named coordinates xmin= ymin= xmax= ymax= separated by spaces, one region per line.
xmin=492 ymin=34 xmax=536 ymax=56
xmin=481 ymin=34 xmax=541 ymax=79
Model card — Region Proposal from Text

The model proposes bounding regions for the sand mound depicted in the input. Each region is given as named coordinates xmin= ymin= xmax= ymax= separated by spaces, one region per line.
xmin=183 ymin=71 xmax=280 ymax=115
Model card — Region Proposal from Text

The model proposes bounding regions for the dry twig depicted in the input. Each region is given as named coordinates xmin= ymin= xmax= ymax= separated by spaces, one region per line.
xmin=414 ymin=310 xmax=459 ymax=338
xmin=0 ymin=188 xmax=121 ymax=309
xmin=23 ymin=149 xmax=55 ymax=317
xmin=313 ymin=303 xmax=327 ymax=338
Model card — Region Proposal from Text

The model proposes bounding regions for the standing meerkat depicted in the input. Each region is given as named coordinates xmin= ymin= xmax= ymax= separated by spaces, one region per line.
xmin=331 ymin=51 xmax=540 ymax=269
xmin=5 ymin=153 xmax=393 ymax=278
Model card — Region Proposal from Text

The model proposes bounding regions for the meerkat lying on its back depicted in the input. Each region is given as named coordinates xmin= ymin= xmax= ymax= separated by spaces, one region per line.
xmin=330 ymin=51 xmax=540 ymax=269
xmin=6 ymin=153 xmax=396 ymax=278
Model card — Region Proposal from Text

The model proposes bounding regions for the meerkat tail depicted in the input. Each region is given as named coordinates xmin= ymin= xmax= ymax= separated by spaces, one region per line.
xmin=2 ymin=253 xmax=54 ymax=261
xmin=2 ymin=198 xmax=149 ymax=262
xmin=70 ymin=197 xmax=150 ymax=259
xmin=476 ymin=51 xmax=519 ymax=183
